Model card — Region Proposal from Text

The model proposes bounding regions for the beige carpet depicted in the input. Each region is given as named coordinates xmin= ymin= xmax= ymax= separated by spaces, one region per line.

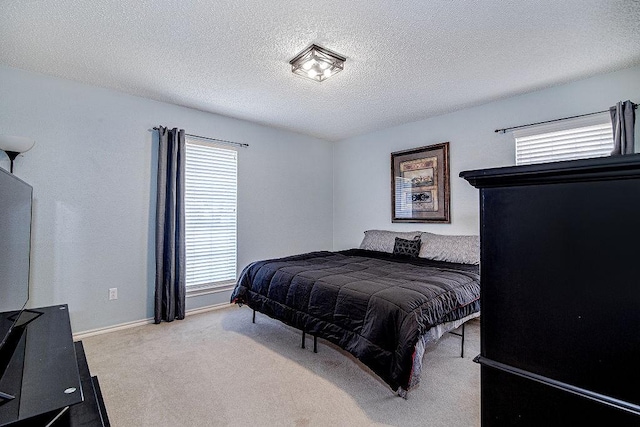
xmin=82 ymin=306 xmax=480 ymax=426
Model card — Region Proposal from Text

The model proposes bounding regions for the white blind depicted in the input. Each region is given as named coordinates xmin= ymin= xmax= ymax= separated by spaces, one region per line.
xmin=185 ymin=139 xmax=237 ymax=290
xmin=514 ymin=113 xmax=613 ymax=166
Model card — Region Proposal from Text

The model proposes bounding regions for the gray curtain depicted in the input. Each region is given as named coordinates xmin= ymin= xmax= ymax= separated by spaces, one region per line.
xmin=610 ymin=100 xmax=636 ymax=155
xmin=154 ymin=126 xmax=186 ymax=323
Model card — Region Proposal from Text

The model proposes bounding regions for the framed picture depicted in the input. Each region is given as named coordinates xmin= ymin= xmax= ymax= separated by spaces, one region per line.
xmin=391 ymin=142 xmax=450 ymax=223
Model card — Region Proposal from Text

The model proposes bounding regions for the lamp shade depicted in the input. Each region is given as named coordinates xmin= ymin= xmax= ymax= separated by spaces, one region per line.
xmin=0 ymin=135 xmax=35 ymax=154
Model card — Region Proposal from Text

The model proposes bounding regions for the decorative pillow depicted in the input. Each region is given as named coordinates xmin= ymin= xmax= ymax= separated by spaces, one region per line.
xmin=392 ymin=237 xmax=421 ymax=258
xmin=419 ymin=232 xmax=480 ymax=265
xmin=359 ymin=230 xmax=422 ymax=253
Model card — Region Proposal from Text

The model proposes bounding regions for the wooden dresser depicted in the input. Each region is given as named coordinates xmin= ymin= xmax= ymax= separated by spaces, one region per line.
xmin=461 ymin=154 xmax=640 ymax=426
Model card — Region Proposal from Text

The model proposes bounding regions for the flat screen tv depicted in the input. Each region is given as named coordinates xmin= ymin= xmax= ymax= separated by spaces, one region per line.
xmin=0 ymin=167 xmax=32 ymax=351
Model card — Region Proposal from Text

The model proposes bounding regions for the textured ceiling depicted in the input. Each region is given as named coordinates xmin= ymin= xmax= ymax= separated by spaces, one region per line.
xmin=1 ymin=0 xmax=640 ymax=141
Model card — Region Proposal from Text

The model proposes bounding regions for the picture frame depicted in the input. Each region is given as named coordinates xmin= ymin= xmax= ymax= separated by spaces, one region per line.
xmin=391 ymin=142 xmax=450 ymax=223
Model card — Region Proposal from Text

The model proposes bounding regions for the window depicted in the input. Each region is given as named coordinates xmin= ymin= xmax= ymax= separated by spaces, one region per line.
xmin=184 ymin=138 xmax=237 ymax=294
xmin=514 ymin=113 xmax=613 ymax=166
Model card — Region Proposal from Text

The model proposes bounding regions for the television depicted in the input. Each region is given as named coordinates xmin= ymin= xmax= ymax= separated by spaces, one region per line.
xmin=0 ymin=167 xmax=33 ymax=352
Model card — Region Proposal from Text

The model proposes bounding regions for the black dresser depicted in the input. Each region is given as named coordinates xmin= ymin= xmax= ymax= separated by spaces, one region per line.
xmin=461 ymin=154 xmax=640 ymax=426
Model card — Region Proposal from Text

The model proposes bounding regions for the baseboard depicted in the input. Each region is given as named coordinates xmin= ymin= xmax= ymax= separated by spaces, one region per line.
xmin=73 ymin=318 xmax=155 ymax=340
xmin=72 ymin=302 xmax=232 ymax=340
xmin=185 ymin=303 xmax=233 ymax=317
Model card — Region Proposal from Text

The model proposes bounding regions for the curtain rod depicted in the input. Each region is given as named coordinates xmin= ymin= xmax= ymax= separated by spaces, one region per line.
xmin=152 ymin=127 xmax=249 ymax=148
xmin=494 ymin=103 xmax=638 ymax=134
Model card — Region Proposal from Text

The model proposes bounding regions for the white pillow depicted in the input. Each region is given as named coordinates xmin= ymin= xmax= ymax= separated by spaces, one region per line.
xmin=359 ymin=230 xmax=422 ymax=253
xmin=419 ymin=232 xmax=480 ymax=265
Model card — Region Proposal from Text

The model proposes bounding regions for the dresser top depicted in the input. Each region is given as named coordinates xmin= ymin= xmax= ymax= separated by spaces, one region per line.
xmin=460 ymin=153 xmax=640 ymax=188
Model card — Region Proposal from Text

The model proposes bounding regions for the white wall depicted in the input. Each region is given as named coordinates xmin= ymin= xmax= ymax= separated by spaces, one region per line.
xmin=3 ymin=64 xmax=639 ymax=333
xmin=333 ymin=65 xmax=640 ymax=250
xmin=0 ymin=65 xmax=334 ymax=333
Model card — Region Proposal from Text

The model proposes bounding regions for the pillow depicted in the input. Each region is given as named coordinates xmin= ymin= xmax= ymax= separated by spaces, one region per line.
xmin=392 ymin=237 xmax=421 ymax=258
xmin=359 ymin=230 xmax=422 ymax=253
xmin=419 ymin=232 xmax=480 ymax=265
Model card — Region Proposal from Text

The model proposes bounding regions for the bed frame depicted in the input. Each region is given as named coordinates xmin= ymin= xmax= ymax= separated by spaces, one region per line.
xmin=251 ymin=309 xmax=468 ymax=361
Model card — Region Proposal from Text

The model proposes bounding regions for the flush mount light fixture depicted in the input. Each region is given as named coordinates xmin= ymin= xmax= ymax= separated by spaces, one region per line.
xmin=289 ymin=44 xmax=346 ymax=82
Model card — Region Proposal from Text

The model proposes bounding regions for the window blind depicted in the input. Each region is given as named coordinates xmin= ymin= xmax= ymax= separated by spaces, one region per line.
xmin=514 ymin=113 xmax=613 ymax=166
xmin=184 ymin=139 xmax=237 ymax=290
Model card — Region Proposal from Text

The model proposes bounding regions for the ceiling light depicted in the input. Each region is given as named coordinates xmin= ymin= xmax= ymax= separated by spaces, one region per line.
xmin=290 ymin=44 xmax=346 ymax=82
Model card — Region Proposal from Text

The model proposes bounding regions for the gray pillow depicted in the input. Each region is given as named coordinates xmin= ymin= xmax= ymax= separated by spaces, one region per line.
xmin=419 ymin=232 xmax=480 ymax=265
xmin=359 ymin=230 xmax=422 ymax=253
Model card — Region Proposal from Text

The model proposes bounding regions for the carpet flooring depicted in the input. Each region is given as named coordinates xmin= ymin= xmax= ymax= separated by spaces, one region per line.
xmin=82 ymin=306 xmax=481 ymax=426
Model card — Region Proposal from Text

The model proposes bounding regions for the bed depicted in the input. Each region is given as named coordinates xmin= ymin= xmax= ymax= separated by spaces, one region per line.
xmin=230 ymin=231 xmax=480 ymax=395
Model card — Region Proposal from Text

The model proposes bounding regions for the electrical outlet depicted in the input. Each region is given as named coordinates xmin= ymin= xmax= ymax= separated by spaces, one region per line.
xmin=109 ymin=288 xmax=118 ymax=300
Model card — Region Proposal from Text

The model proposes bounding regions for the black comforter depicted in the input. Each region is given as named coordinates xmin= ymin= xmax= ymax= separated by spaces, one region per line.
xmin=230 ymin=249 xmax=480 ymax=391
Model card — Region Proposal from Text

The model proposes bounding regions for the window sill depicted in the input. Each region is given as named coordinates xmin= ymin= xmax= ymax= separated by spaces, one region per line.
xmin=186 ymin=281 xmax=236 ymax=298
